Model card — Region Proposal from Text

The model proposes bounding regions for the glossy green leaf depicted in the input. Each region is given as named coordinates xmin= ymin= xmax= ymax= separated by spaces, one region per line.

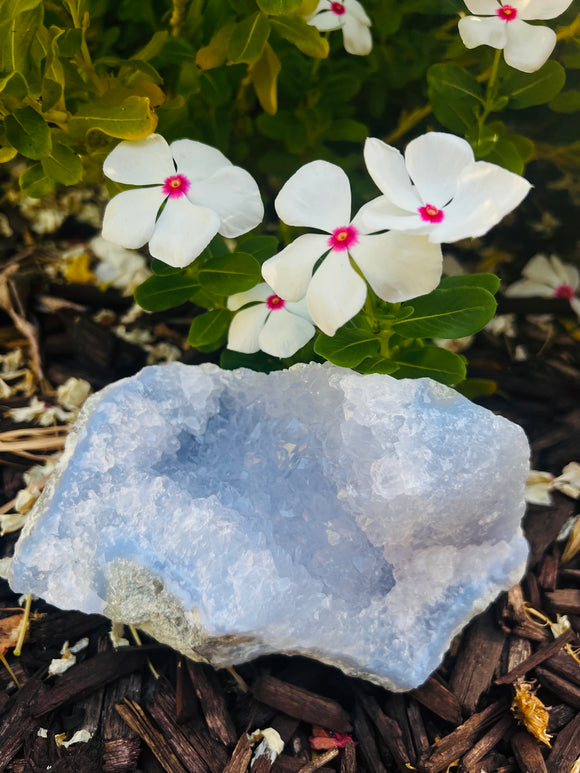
xmin=484 ymin=136 xmax=524 ymax=175
xmin=187 ymin=309 xmax=231 ymax=349
xmin=392 ymin=346 xmax=466 ymax=385
xmin=270 ymin=15 xmax=329 ymax=58
xmin=238 ymin=235 xmax=279 ymax=263
xmin=257 ymin=0 xmax=301 ymax=14
xmin=68 ymin=95 xmax=158 ymax=140
xmin=228 ymin=12 xmax=270 ymax=65
xmin=251 ymin=42 xmax=281 ymax=115
xmin=314 ymin=326 xmax=380 ymax=367
xmin=550 ymin=89 xmax=580 ymax=113
xmin=356 ymin=356 xmax=399 ymax=375
xmin=502 ymin=61 xmax=566 ymax=109
xmin=0 ymin=0 xmax=42 ymax=17
xmin=150 ymin=259 xmax=183 ymax=276
xmin=220 ymin=348 xmax=283 ymax=373
xmin=393 ymin=287 xmax=496 ymax=339
xmin=439 ymin=273 xmax=501 ymax=294
xmin=19 ymin=163 xmax=55 ymax=198
xmin=198 ymin=252 xmax=262 ymax=295
xmin=41 ymin=142 xmax=83 ymax=185
xmin=427 ymin=63 xmax=483 ymax=133
xmin=134 ymin=273 xmax=200 ymax=311
xmin=454 ymin=378 xmax=497 ymax=399
xmin=0 ymin=6 xmax=44 ymax=76
xmin=5 ymin=106 xmax=51 ymax=160
xmin=133 ymin=31 xmax=168 ymax=61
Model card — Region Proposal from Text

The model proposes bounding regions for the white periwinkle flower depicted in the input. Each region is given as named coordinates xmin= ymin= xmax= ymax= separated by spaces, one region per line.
xmin=307 ymin=0 xmax=372 ymax=56
xmin=227 ymin=283 xmax=315 ymax=358
xmin=504 ymin=254 xmax=580 ymax=317
xmin=262 ymin=160 xmax=442 ymax=336
xmin=358 ymin=132 xmax=531 ymax=243
xmin=458 ymin=0 xmax=573 ymax=73
xmin=102 ymin=134 xmax=264 ymax=268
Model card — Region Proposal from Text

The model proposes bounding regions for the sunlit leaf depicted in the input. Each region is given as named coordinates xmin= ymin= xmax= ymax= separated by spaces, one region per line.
xmin=251 ymin=43 xmax=281 ymax=115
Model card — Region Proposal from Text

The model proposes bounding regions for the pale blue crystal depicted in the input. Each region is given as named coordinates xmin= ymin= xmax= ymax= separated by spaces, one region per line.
xmin=9 ymin=362 xmax=529 ymax=690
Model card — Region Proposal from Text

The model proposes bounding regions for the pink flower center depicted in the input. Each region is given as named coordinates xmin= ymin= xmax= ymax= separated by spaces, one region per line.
xmin=328 ymin=225 xmax=359 ymax=251
xmin=266 ymin=294 xmax=286 ymax=311
xmin=418 ymin=203 xmax=445 ymax=223
xmin=330 ymin=1 xmax=346 ymax=15
xmin=162 ymin=174 xmax=190 ymax=199
xmin=497 ymin=4 xmax=517 ymax=21
xmin=554 ymin=284 xmax=575 ymax=300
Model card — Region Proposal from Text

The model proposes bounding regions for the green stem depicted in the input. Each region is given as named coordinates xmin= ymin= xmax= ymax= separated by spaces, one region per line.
xmin=478 ymin=48 xmax=502 ymax=127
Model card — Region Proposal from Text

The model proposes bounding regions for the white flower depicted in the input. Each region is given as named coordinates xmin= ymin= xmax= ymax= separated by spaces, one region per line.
xmin=227 ymin=283 xmax=316 ymax=358
xmin=358 ymin=132 xmax=532 ymax=244
xmin=90 ymin=235 xmax=150 ymax=295
xmin=307 ymin=0 xmax=372 ymax=55
xmin=458 ymin=0 xmax=573 ymax=73
xmin=56 ymin=377 xmax=92 ymax=411
xmin=102 ymin=134 xmax=264 ymax=268
xmin=504 ymin=254 xmax=580 ymax=317
xmin=262 ymin=160 xmax=442 ymax=336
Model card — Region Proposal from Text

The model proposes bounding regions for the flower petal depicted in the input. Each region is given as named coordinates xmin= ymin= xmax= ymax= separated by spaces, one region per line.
xmin=262 ymin=234 xmax=329 ymax=301
xmin=354 ymin=195 xmax=428 ymax=234
xmin=308 ymin=9 xmax=342 ymax=30
xmin=275 ymin=160 xmax=352 ymax=232
xmin=504 ymin=19 xmax=556 ymax=73
xmin=342 ymin=17 xmax=373 ymax=55
xmin=464 ymin=0 xmax=500 ymax=12
xmin=149 ymin=197 xmax=220 ymax=268
xmin=428 ymin=161 xmax=531 ymax=243
xmin=404 ymin=132 xmax=475 ymax=209
xmin=189 ymin=166 xmax=263 ymax=238
xmin=346 ymin=0 xmax=372 ymax=25
xmin=458 ymin=16 xmax=508 ymax=50
xmin=306 ymin=251 xmax=367 ymax=335
xmin=352 ymin=233 xmax=443 ymax=303
xmin=227 ymin=283 xmax=272 ymax=311
xmin=363 ymin=138 xmax=422 ymax=212
xmin=504 ymin=279 xmax=556 ymax=297
xmin=521 ymin=253 xmax=562 ymax=288
xmin=102 ymin=187 xmax=166 ymax=249
xmin=516 ymin=0 xmax=573 ymax=20
xmin=170 ymin=139 xmax=231 ymax=182
xmin=103 ymin=134 xmax=175 ymax=185
xmin=259 ymin=308 xmax=315 ymax=358
xmin=285 ymin=297 xmax=313 ymax=321
xmin=570 ymin=296 xmax=580 ymax=319
xmin=227 ymin=304 xmax=270 ymax=353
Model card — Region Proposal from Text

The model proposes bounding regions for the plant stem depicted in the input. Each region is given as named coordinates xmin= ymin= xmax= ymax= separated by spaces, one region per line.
xmin=478 ymin=48 xmax=502 ymax=127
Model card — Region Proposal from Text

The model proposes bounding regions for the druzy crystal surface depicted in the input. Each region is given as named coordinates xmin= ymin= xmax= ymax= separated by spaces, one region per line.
xmin=9 ymin=362 xmax=529 ymax=690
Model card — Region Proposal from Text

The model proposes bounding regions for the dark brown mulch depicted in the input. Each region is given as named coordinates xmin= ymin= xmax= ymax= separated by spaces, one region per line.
xmin=0 ymin=168 xmax=579 ymax=772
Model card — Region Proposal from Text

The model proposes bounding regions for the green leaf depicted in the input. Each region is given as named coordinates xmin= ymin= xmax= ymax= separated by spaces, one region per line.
xmin=220 ymin=347 xmax=284 ymax=372
xmin=484 ymin=136 xmax=524 ymax=175
xmin=68 ymin=95 xmax=158 ymax=141
xmin=150 ymin=259 xmax=183 ymax=276
xmin=134 ymin=274 xmax=200 ymax=311
xmin=238 ymin=235 xmax=279 ymax=263
xmin=198 ymin=252 xmax=262 ymax=295
xmin=427 ymin=63 xmax=483 ymax=133
xmin=133 ymin=31 xmax=169 ymax=61
xmin=356 ymin=356 xmax=399 ymax=375
xmin=454 ymin=378 xmax=496 ymax=399
xmin=187 ymin=309 xmax=231 ymax=349
xmin=0 ymin=0 xmax=42 ymax=16
xmin=5 ymin=106 xmax=51 ymax=160
xmin=314 ymin=326 xmax=379 ymax=368
xmin=439 ymin=273 xmax=501 ymax=295
xmin=0 ymin=6 xmax=44 ymax=75
xmin=392 ymin=346 xmax=466 ymax=385
xmin=550 ymin=89 xmax=580 ymax=113
xmin=270 ymin=15 xmax=329 ymax=58
xmin=257 ymin=0 xmax=301 ymax=14
xmin=41 ymin=77 xmax=64 ymax=112
xmin=196 ymin=23 xmax=235 ymax=70
xmin=19 ymin=163 xmax=55 ymax=198
xmin=251 ymin=42 xmax=281 ymax=115
xmin=327 ymin=119 xmax=368 ymax=143
xmin=502 ymin=61 xmax=566 ymax=109
xmin=41 ymin=142 xmax=83 ymax=185
xmin=227 ymin=12 xmax=270 ymax=65
xmin=393 ymin=287 xmax=497 ymax=339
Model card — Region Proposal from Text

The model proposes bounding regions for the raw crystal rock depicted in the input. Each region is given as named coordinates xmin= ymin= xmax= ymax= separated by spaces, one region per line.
xmin=9 ymin=362 xmax=529 ymax=690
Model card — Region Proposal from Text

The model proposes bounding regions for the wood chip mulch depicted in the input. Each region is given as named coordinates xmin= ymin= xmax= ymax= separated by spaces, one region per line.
xmin=0 ymin=170 xmax=579 ymax=772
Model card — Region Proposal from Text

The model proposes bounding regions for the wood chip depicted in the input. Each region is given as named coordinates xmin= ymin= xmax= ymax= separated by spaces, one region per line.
xmin=535 ymin=666 xmax=580 ymax=709
xmin=545 ymin=650 xmax=580 ymax=686
xmin=544 ymin=589 xmax=580 ymax=616
xmin=458 ymin=712 xmax=514 ymax=772
xmin=252 ymin=675 xmax=351 ymax=734
xmin=352 ymin=700 xmax=388 ymax=773
xmin=295 ymin=747 xmax=339 ymax=773
xmin=340 ymin=741 xmax=356 ymax=773
xmin=115 ymin=698 xmax=189 ymax=773
xmin=511 ymin=728 xmax=548 ymax=773
xmin=418 ymin=700 xmax=506 ymax=773
xmin=224 ymin=734 xmax=253 ymax=773
xmin=355 ymin=688 xmax=410 ymax=771
xmin=494 ymin=630 xmax=575 ymax=685
xmin=411 ymin=676 xmax=463 ymax=725
xmin=546 ymin=711 xmax=580 ymax=773
xmin=186 ymin=660 xmax=237 ymax=747
xmin=450 ymin=609 xmax=506 ymax=713
xmin=406 ymin=698 xmax=429 ymax=757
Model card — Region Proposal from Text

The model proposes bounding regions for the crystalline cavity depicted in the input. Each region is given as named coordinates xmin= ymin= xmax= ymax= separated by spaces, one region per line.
xmin=9 ymin=362 xmax=529 ymax=690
